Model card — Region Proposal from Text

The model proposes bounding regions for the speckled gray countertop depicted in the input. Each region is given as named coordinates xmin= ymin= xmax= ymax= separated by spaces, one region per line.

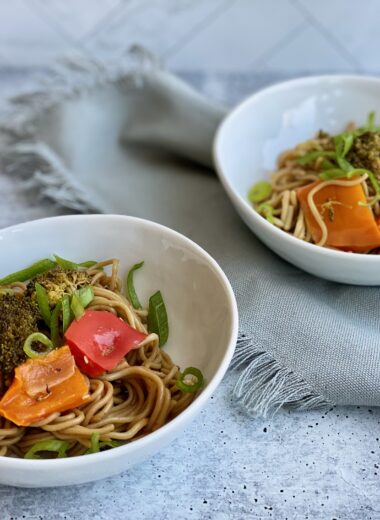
xmin=1 ymin=70 xmax=380 ymax=520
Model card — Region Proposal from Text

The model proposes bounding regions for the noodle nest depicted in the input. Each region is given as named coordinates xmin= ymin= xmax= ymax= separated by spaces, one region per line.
xmin=0 ymin=260 xmax=195 ymax=458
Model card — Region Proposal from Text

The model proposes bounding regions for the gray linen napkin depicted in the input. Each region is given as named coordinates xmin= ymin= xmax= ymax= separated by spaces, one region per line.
xmin=2 ymin=57 xmax=380 ymax=416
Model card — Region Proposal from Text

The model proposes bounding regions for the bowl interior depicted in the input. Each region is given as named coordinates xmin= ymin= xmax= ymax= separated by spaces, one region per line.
xmin=0 ymin=215 xmax=234 ymax=392
xmin=216 ymin=76 xmax=380 ymax=204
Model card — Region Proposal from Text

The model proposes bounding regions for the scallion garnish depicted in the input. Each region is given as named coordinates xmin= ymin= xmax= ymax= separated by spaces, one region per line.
xmin=23 ymin=332 xmax=54 ymax=359
xmin=0 ymin=258 xmax=56 ymax=285
xmin=78 ymin=260 xmax=98 ymax=268
xmin=35 ymin=282 xmax=51 ymax=328
xmin=76 ymin=286 xmax=94 ymax=309
xmin=334 ymin=133 xmax=354 ymax=159
xmin=366 ymin=111 xmax=376 ymax=131
xmin=71 ymin=293 xmax=84 ymax=320
xmin=54 ymin=255 xmax=96 ymax=270
xmin=296 ymin=150 xmax=336 ymax=166
xmin=147 ymin=290 xmax=169 ymax=347
xmin=256 ymin=203 xmax=275 ymax=223
xmin=87 ymin=432 xmax=100 ymax=454
xmin=320 ymin=158 xmax=336 ymax=170
xmin=351 ymin=168 xmax=380 ymax=194
xmin=85 ymin=432 xmax=120 ymax=455
xmin=24 ymin=440 xmax=69 ymax=459
xmin=336 ymin=156 xmax=352 ymax=173
xmin=248 ymin=181 xmax=272 ymax=204
xmin=50 ymin=301 xmax=62 ymax=347
xmin=61 ymin=295 xmax=71 ymax=333
xmin=176 ymin=367 xmax=204 ymax=394
xmin=126 ymin=261 xmax=144 ymax=309
xmin=319 ymin=168 xmax=348 ymax=181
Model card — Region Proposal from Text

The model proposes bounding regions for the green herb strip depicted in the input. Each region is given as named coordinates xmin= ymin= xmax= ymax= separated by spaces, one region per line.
xmin=147 ymin=290 xmax=169 ymax=347
xmin=0 ymin=259 xmax=56 ymax=285
xmin=126 ymin=261 xmax=144 ymax=309
xmin=71 ymin=293 xmax=84 ymax=321
xmin=35 ymin=283 xmax=52 ymax=328
xmin=24 ymin=440 xmax=69 ymax=459
xmin=50 ymin=301 xmax=62 ymax=347
xmin=248 ymin=181 xmax=272 ymax=204
xmin=176 ymin=367 xmax=204 ymax=393
xmin=54 ymin=255 xmax=97 ymax=270
xmin=23 ymin=332 xmax=54 ymax=359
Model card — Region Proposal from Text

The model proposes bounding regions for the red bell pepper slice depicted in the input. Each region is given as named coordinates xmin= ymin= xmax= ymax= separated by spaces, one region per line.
xmin=65 ymin=310 xmax=146 ymax=377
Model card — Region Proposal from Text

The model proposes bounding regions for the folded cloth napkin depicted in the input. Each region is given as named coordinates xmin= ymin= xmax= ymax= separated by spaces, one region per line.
xmin=2 ymin=54 xmax=380 ymax=416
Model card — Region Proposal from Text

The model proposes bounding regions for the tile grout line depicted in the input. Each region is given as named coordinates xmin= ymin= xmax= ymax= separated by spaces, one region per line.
xmin=252 ymin=23 xmax=307 ymax=69
xmin=25 ymin=0 xmax=97 ymax=64
xmin=289 ymin=0 xmax=363 ymax=72
xmin=80 ymin=0 xmax=134 ymax=43
xmin=162 ymin=0 xmax=237 ymax=60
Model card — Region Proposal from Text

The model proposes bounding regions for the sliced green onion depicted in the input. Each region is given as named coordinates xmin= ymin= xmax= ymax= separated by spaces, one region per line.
xmin=24 ymin=440 xmax=69 ymax=459
xmin=296 ymin=150 xmax=336 ymax=166
xmin=176 ymin=367 xmax=204 ymax=394
xmin=85 ymin=432 xmax=119 ymax=455
xmin=35 ymin=282 xmax=51 ymax=328
xmin=349 ymin=168 xmax=380 ymax=194
xmin=76 ymin=286 xmax=94 ymax=308
xmin=23 ymin=332 xmax=54 ymax=359
xmin=126 ymin=261 xmax=144 ymax=309
xmin=87 ymin=432 xmax=100 ymax=454
xmin=50 ymin=301 xmax=62 ymax=347
xmin=336 ymin=156 xmax=352 ymax=173
xmin=366 ymin=171 xmax=380 ymax=195
xmin=61 ymin=295 xmax=72 ymax=333
xmin=319 ymin=165 xmax=380 ymax=197
xmin=79 ymin=260 xmax=98 ymax=268
xmin=71 ymin=293 xmax=84 ymax=320
xmin=334 ymin=133 xmax=354 ymax=158
xmin=99 ymin=440 xmax=119 ymax=450
xmin=147 ymin=290 xmax=169 ymax=347
xmin=359 ymin=193 xmax=380 ymax=207
xmin=319 ymin=168 xmax=348 ymax=181
xmin=256 ymin=203 xmax=275 ymax=224
xmin=54 ymin=255 xmax=97 ymax=270
xmin=366 ymin=111 xmax=376 ymax=131
xmin=320 ymin=159 xmax=336 ymax=170
xmin=0 ymin=258 xmax=56 ymax=285
xmin=248 ymin=181 xmax=272 ymax=204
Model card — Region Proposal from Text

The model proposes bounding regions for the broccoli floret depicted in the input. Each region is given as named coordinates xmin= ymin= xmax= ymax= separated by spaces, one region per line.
xmin=347 ymin=131 xmax=380 ymax=177
xmin=26 ymin=267 xmax=92 ymax=306
xmin=0 ymin=293 xmax=40 ymax=394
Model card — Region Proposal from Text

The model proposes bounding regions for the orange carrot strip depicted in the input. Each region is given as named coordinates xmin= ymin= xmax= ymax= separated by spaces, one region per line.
xmin=0 ymin=347 xmax=89 ymax=427
xmin=297 ymin=180 xmax=380 ymax=251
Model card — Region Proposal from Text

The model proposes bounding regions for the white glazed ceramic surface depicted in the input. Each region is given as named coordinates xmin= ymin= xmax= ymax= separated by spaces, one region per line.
xmin=0 ymin=215 xmax=238 ymax=487
xmin=214 ymin=75 xmax=380 ymax=285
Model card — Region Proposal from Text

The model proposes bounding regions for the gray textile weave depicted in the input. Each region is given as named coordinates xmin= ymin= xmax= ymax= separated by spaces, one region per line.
xmin=1 ymin=56 xmax=380 ymax=415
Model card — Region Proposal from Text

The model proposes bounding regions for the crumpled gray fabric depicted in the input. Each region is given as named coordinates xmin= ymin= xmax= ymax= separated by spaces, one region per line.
xmin=2 ymin=60 xmax=380 ymax=415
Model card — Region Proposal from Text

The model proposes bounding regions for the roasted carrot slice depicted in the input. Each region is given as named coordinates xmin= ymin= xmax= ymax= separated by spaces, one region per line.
xmin=297 ymin=180 xmax=380 ymax=251
xmin=0 ymin=347 xmax=89 ymax=426
xmin=19 ymin=346 xmax=75 ymax=399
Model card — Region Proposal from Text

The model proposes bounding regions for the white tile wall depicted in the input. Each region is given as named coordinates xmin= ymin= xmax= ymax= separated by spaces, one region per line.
xmin=0 ymin=0 xmax=378 ymax=75
xmin=260 ymin=25 xmax=354 ymax=74
xmin=167 ymin=0 xmax=304 ymax=72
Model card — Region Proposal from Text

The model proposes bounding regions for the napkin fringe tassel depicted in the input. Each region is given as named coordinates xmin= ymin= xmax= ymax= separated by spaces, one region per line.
xmin=0 ymin=47 xmax=159 ymax=213
xmin=232 ymin=334 xmax=331 ymax=417
xmin=0 ymin=141 xmax=100 ymax=212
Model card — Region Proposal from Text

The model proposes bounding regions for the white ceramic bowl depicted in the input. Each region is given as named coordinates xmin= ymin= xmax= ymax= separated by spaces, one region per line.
xmin=0 ymin=215 xmax=238 ymax=487
xmin=214 ymin=75 xmax=380 ymax=285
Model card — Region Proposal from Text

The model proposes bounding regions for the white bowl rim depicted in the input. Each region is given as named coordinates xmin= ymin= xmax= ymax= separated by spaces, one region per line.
xmin=0 ymin=214 xmax=239 ymax=469
xmin=213 ymin=73 xmax=380 ymax=264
